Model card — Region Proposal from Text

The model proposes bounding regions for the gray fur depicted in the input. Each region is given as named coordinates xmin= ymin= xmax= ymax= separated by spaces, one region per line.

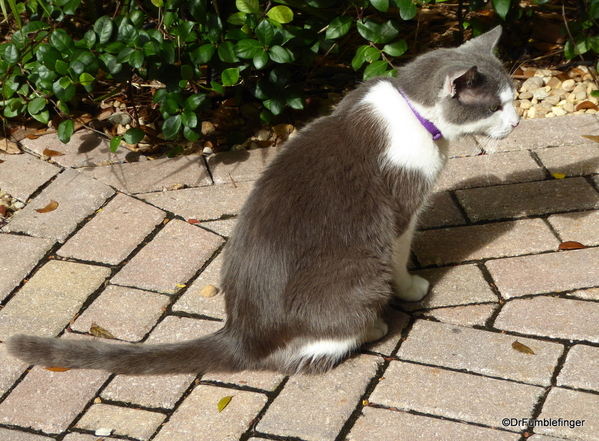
xmin=6 ymin=26 xmax=516 ymax=375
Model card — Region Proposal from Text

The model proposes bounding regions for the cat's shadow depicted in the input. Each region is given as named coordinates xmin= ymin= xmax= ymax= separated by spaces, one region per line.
xmin=396 ymin=155 xmax=599 ymax=312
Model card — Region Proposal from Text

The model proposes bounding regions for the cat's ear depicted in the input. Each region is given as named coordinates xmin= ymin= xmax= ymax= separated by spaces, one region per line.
xmin=461 ymin=25 xmax=502 ymax=53
xmin=444 ymin=66 xmax=479 ymax=97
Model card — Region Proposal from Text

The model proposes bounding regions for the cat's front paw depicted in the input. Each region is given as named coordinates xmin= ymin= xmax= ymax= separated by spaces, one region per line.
xmin=395 ymin=274 xmax=430 ymax=302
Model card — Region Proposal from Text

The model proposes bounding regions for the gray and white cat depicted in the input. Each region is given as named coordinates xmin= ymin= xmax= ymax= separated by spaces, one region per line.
xmin=6 ymin=26 xmax=518 ymax=375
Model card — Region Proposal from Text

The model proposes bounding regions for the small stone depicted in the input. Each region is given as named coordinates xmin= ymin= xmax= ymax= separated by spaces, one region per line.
xmin=562 ymin=79 xmax=576 ymax=92
xmin=563 ymin=102 xmax=575 ymax=113
xmin=519 ymin=99 xmax=532 ymax=110
xmin=544 ymin=95 xmax=561 ymax=106
xmin=573 ymin=83 xmax=587 ymax=94
xmin=546 ymin=77 xmax=562 ymax=89
xmin=519 ymin=91 xmax=533 ymax=100
xmin=552 ymin=107 xmax=567 ymax=116
xmin=586 ymin=109 xmax=598 ymax=114
xmin=201 ymin=121 xmax=216 ymax=136
xmin=575 ymin=91 xmax=588 ymax=101
xmin=254 ymin=129 xmax=272 ymax=141
xmin=13 ymin=201 xmax=25 ymax=209
xmin=532 ymin=88 xmax=549 ymax=100
xmin=521 ymin=76 xmax=544 ymax=92
xmin=202 ymin=146 xmax=213 ymax=155
xmin=200 ymin=284 xmax=219 ymax=298
xmin=95 ymin=428 xmax=113 ymax=436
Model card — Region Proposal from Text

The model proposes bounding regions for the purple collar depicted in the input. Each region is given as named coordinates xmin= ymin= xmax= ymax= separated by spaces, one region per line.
xmin=399 ymin=89 xmax=443 ymax=141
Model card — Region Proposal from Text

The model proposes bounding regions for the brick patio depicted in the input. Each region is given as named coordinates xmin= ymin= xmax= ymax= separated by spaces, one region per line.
xmin=0 ymin=114 xmax=598 ymax=441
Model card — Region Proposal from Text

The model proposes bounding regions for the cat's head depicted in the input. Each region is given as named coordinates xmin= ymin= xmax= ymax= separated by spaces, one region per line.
xmin=399 ymin=26 xmax=519 ymax=141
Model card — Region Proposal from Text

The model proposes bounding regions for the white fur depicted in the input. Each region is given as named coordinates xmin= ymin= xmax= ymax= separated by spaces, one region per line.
xmin=361 ymin=81 xmax=448 ymax=184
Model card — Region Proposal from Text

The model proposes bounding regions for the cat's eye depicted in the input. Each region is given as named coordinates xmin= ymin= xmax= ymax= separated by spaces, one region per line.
xmin=490 ymin=104 xmax=502 ymax=112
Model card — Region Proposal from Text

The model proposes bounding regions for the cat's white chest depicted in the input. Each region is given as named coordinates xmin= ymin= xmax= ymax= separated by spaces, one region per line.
xmin=362 ymin=81 xmax=447 ymax=184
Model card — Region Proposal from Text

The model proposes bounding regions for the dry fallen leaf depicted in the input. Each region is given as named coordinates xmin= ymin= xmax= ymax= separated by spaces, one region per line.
xmin=90 ymin=323 xmax=116 ymax=339
xmin=581 ymin=135 xmax=599 ymax=143
xmin=512 ymin=341 xmax=536 ymax=355
xmin=552 ymin=172 xmax=566 ymax=179
xmin=45 ymin=366 xmax=72 ymax=372
xmin=43 ymin=148 xmax=64 ymax=157
xmin=200 ymin=284 xmax=219 ymax=298
xmin=576 ymin=101 xmax=599 ymax=111
xmin=558 ymin=241 xmax=586 ymax=251
xmin=0 ymin=138 xmax=21 ymax=154
xmin=35 ymin=200 xmax=59 ymax=213
xmin=188 ymin=219 xmax=200 ymax=224
xmin=217 ymin=395 xmax=233 ymax=412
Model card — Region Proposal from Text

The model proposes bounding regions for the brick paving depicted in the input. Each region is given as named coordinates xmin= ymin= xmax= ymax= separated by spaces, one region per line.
xmin=0 ymin=114 xmax=598 ymax=441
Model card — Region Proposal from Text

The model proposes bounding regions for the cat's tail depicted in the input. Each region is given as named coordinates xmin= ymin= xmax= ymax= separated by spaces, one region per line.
xmin=5 ymin=331 xmax=244 ymax=375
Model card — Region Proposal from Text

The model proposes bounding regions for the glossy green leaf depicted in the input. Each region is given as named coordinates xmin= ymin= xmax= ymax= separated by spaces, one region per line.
xmin=222 ymin=67 xmax=240 ymax=86
xmin=253 ymin=51 xmax=269 ymax=69
xmin=371 ymin=0 xmax=389 ymax=12
xmin=363 ymin=60 xmax=388 ymax=80
xmin=50 ymin=29 xmax=75 ymax=55
xmin=255 ymin=20 xmax=275 ymax=46
xmin=268 ymin=45 xmax=294 ymax=63
xmin=4 ymin=44 xmax=20 ymax=66
xmin=383 ymin=39 xmax=408 ymax=57
xmin=217 ymin=396 xmax=233 ymax=412
xmin=79 ymin=72 xmax=94 ymax=86
xmin=57 ymin=119 xmax=75 ymax=143
xmin=94 ymin=16 xmax=114 ymax=45
xmin=267 ymin=5 xmax=293 ymax=24
xmin=110 ymin=135 xmax=122 ymax=152
xmin=396 ymin=0 xmax=418 ymax=20
xmin=264 ymin=95 xmax=285 ymax=115
xmin=181 ymin=110 xmax=198 ymax=128
xmin=325 ymin=16 xmax=352 ymax=40
xmin=27 ymin=97 xmax=46 ymax=115
xmin=217 ymin=41 xmax=239 ymax=63
xmin=191 ymin=44 xmax=216 ymax=65
xmin=162 ymin=114 xmax=182 ymax=139
xmin=31 ymin=110 xmax=50 ymax=124
xmin=236 ymin=0 xmax=259 ymax=14
xmin=235 ymin=39 xmax=264 ymax=58
xmin=55 ymin=59 xmax=69 ymax=75
xmin=351 ymin=45 xmax=380 ymax=70
xmin=123 ymin=127 xmax=145 ymax=144
xmin=492 ymin=0 xmax=511 ymax=20
xmin=183 ymin=126 xmax=201 ymax=141
xmin=184 ymin=93 xmax=209 ymax=111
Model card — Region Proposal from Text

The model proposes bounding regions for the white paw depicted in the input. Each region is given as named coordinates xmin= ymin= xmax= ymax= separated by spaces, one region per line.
xmin=364 ymin=318 xmax=389 ymax=343
xmin=395 ymin=274 xmax=430 ymax=302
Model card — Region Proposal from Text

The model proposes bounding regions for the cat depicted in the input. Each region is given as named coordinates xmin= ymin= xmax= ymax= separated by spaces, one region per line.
xmin=6 ymin=25 xmax=519 ymax=375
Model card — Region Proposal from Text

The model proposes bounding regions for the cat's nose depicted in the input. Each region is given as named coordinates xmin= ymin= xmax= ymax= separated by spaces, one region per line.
xmin=511 ymin=117 xmax=520 ymax=128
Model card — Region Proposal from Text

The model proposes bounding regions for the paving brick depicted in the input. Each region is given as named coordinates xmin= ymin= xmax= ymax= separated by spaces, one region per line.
xmin=111 ymin=219 xmax=224 ymax=294
xmin=397 ymin=320 xmax=563 ymax=386
xmin=0 ymin=153 xmax=60 ymax=201
xmin=101 ymin=316 xmax=220 ymax=408
xmin=199 ymin=218 xmax=238 ymax=237
xmin=0 ymin=234 xmax=54 ymax=302
xmin=63 ymin=434 xmax=110 ymax=441
xmin=495 ymin=296 xmax=599 ymax=343
xmin=0 ymin=260 xmax=111 ymax=340
xmin=418 ymin=191 xmax=466 ymax=229
xmin=0 ymin=428 xmax=54 ymax=441
xmin=419 ymin=303 xmax=497 ymax=327
xmin=456 ymin=177 xmax=599 ymax=222
xmin=347 ymin=407 xmax=521 ymax=441
xmin=493 ymin=114 xmax=599 ymax=151
xmin=152 ymin=385 xmax=267 ymax=441
xmin=536 ymin=143 xmax=599 ymax=177
xmin=0 ymin=344 xmax=29 ymax=396
xmin=139 ymin=182 xmax=253 ymax=221
xmin=20 ymin=130 xmax=137 ymax=168
xmin=0 ymin=365 xmax=108 ymax=434
xmin=3 ymin=169 xmax=115 ymax=242
xmin=401 ymin=264 xmax=497 ymax=310
xmin=75 ymin=404 xmax=165 ymax=440
xmin=369 ymin=361 xmax=543 ymax=429
xmin=173 ymin=252 xmax=226 ymax=320
xmin=256 ymin=355 xmax=382 ymax=440
xmin=536 ymin=387 xmax=599 ymax=440
xmin=80 ymin=156 xmax=211 ymax=194
xmin=447 ymin=135 xmax=484 ymax=158
xmin=70 ymin=285 xmax=171 ymax=342
xmin=486 ymin=248 xmax=599 ymax=298
xmin=527 ymin=435 xmax=572 ymax=441
xmin=207 ymin=147 xmax=277 ymax=184
xmin=548 ymin=210 xmax=599 ymax=246
xmin=434 ymin=150 xmax=545 ymax=191
xmin=57 ymin=193 xmax=166 ymax=264
xmin=413 ymin=219 xmax=559 ymax=266
xmin=557 ymin=345 xmax=599 ymax=392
